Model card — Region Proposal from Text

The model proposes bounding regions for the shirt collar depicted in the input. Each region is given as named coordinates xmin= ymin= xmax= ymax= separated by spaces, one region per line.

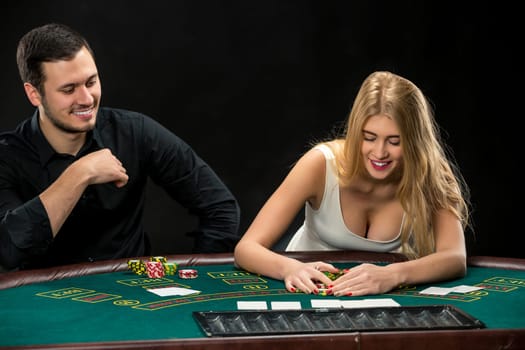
xmin=30 ymin=111 xmax=55 ymax=167
xmin=29 ymin=109 xmax=105 ymax=167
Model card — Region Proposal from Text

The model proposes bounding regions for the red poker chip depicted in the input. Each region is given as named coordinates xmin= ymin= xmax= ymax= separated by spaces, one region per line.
xmin=178 ymin=269 xmax=198 ymax=279
xmin=146 ymin=261 xmax=165 ymax=278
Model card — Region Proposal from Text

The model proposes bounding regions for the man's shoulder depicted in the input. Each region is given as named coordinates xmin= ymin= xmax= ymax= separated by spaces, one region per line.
xmin=0 ymin=118 xmax=33 ymax=152
xmin=96 ymin=107 xmax=151 ymax=132
xmin=97 ymin=107 xmax=166 ymax=135
xmin=97 ymin=107 xmax=146 ymax=122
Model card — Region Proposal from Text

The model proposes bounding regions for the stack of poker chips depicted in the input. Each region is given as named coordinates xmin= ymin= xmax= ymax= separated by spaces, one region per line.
xmin=178 ymin=268 xmax=198 ymax=279
xmin=127 ymin=256 xmax=177 ymax=278
xmin=293 ymin=270 xmax=346 ymax=296
xmin=324 ymin=270 xmax=345 ymax=281
xmin=162 ymin=262 xmax=177 ymax=275
xmin=127 ymin=259 xmax=147 ymax=275
xmin=318 ymin=270 xmax=345 ymax=295
xmin=146 ymin=261 xmax=165 ymax=278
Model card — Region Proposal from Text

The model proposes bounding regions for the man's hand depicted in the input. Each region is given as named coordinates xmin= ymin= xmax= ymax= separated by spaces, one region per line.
xmin=77 ymin=149 xmax=128 ymax=187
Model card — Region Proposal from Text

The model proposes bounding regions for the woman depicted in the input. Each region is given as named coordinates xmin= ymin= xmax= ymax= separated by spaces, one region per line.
xmin=234 ymin=71 xmax=471 ymax=297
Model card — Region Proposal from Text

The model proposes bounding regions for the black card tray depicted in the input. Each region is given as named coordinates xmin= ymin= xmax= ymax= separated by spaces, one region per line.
xmin=193 ymin=305 xmax=485 ymax=337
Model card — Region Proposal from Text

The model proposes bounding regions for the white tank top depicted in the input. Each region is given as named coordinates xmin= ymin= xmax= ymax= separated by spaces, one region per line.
xmin=285 ymin=144 xmax=402 ymax=252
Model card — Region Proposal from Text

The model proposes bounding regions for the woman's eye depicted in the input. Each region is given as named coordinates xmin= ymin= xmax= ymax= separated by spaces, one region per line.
xmin=389 ymin=139 xmax=400 ymax=146
xmin=362 ymin=132 xmax=375 ymax=141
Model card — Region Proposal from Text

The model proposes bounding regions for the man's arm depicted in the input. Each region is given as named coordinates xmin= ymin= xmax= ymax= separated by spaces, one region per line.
xmin=184 ymin=165 xmax=240 ymax=253
xmin=158 ymin=154 xmax=241 ymax=253
xmin=142 ymin=116 xmax=241 ymax=253
xmin=0 ymin=149 xmax=128 ymax=269
xmin=40 ymin=149 xmax=128 ymax=235
xmin=0 ymin=194 xmax=52 ymax=270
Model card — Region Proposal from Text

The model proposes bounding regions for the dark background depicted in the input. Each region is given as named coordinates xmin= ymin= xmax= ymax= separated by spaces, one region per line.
xmin=0 ymin=1 xmax=520 ymax=258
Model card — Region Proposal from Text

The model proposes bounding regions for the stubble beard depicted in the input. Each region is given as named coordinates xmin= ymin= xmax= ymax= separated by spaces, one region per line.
xmin=41 ymin=97 xmax=97 ymax=134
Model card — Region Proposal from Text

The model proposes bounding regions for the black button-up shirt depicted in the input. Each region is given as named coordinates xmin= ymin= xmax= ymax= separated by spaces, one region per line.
xmin=0 ymin=107 xmax=240 ymax=270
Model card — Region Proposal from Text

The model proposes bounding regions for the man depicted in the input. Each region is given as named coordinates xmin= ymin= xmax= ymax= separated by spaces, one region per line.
xmin=0 ymin=23 xmax=240 ymax=271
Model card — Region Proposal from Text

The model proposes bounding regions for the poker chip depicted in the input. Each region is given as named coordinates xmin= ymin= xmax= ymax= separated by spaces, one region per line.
xmin=317 ymin=288 xmax=330 ymax=296
xmin=146 ymin=261 xmax=165 ymax=278
xmin=150 ymin=256 xmax=168 ymax=263
xmin=293 ymin=284 xmax=332 ymax=296
xmin=179 ymin=268 xmax=198 ymax=279
xmin=162 ymin=262 xmax=177 ymax=275
xmin=324 ymin=270 xmax=345 ymax=281
xmin=317 ymin=283 xmax=333 ymax=296
xmin=127 ymin=259 xmax=139 ymax=269
xmin=292 ymin=272 xmax=342 ymax=296
xmin=127 ymin=259 xmax=147 ymax=275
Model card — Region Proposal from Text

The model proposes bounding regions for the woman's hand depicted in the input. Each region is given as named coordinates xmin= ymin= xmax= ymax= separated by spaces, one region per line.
xmin=329 ymin=263 xmax=401 ymax=297
xmin=283 ymin=261 xmax=339 ymax=294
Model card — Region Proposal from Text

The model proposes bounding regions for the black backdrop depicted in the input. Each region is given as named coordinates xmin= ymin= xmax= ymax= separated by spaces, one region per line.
xmin=1 ymin=1 xmax=521 ymax=258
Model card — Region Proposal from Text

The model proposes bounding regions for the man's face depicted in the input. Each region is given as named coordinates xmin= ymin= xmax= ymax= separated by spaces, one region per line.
xmin=38 ymin=46 xmax=101 ymax=135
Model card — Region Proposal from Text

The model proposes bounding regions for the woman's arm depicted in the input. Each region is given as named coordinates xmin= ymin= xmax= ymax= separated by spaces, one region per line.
xmin=234 ymin=148 xmax=337 ymax=293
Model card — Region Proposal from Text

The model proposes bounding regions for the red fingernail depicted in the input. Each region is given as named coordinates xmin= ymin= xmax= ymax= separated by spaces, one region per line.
xmin=290 ymin=287 xmax=296 ymax=292
xmin=328 ymin=284 xmax=333 ymax=288
xmin=346 ymin=292 xmax=353 ymax=296
xmin=313 ymin=289 xmax=319 ymax=295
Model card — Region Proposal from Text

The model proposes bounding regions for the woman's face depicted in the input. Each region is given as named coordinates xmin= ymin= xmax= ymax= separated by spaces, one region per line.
xmin=360 ymin=114 xmax=403 ymax=181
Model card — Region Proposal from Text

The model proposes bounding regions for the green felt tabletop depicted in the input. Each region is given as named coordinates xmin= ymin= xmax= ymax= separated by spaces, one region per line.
xmin=1 ymin=263 xmax=524 ymax=347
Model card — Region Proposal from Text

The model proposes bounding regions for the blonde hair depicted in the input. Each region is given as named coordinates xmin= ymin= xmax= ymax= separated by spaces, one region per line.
xmin=330 ymin=71 xmax=470 ymax=259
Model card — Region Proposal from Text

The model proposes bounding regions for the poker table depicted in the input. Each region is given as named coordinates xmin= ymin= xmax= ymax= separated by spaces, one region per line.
xmin=1 ymin=251 xmax=524 ymax=350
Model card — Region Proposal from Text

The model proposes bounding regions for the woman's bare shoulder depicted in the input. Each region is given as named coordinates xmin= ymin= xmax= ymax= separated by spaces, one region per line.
xmin=312 ymin=139 xmax=344 ymax=157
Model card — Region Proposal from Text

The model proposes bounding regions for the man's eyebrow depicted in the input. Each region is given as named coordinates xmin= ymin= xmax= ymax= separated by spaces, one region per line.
xmin=58 ymin=74 xmax=98 ymax=90
xmin=86 ymin=73 xmax=99 ymax=80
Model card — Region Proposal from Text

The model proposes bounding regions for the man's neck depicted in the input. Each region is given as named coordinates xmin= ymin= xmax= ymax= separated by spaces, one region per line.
xmin=39 ymin=118 xmax=86 ymax=156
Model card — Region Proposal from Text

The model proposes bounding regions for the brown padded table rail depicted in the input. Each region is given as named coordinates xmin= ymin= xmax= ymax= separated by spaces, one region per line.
xmin=0 ymin=251 xmax=410 ymax=290
xmin=1 ymin=251 xmax=524 ymax=290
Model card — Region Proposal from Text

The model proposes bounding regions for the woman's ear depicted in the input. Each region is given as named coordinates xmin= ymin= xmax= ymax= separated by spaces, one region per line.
xmin=23 ymin=82 xmax=42 ymax=107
